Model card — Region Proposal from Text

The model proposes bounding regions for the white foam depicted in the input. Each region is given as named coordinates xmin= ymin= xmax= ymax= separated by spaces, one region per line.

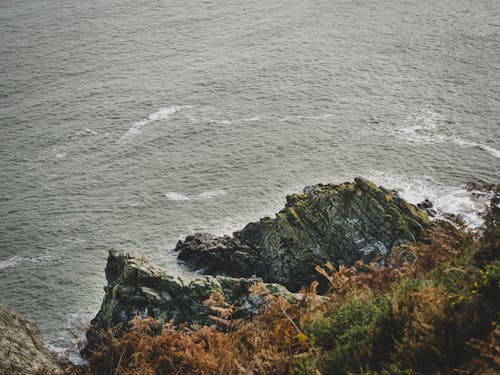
xmin=47 ymin=344 xmax=88 ymax=366
xmin=165 ymin=192 xmax=190 ymax=201
xmin=0 ymin=255 xmax=23 ymax=269
xmin=451 ymin=138 xmax=500 ymax=159
xmin=0 ymin=251 xmax=56 ymax=270
xmin=277 ymin=113 xmax=334 ymax=122
xmin=366 ymin=171 xmax=488 ymax=227
xmin=395 ymin=107 xmax=448 ymax=144
xmin=165 ymin=190 xmax=227 ymax=202
xmin=239 ymin=116 xmax=260 ymax=122
xmin=119 ymin=106 xmax=192 ymax=143
xmin=185 ymin=218 xmax=247 ymax=237
xmin=205 ymin=118 xmax=233 ymax=125
xmin=394 ymin=107 xmax=500 ymax=159
xmin=198 ymin=189 xmax=226 ymax=199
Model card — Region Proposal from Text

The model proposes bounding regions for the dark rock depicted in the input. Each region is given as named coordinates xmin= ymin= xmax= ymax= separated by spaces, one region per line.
xmin=177 ymin=177 xmax=434 ymax=291
xmin=417 ymin=199 xmax=437 ymax=217
xmin=85 ymin=250 xmax=296 ymax=353
xmin=0 ymin=305 xmax=62 ymax=375
xmin=417 ymin=198 xmax=433 ymax=209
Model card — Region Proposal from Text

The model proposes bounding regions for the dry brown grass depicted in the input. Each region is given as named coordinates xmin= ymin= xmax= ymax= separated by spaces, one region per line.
xmin=68 ymin=188 xmax=500 ymax=375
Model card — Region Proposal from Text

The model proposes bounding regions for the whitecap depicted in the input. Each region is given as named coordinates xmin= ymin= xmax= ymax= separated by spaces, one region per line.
xmin=0 ymin=255 xmax=23 ymax=270
xmin=119 ymin=105 xmax=192 ymax=143
xmin=165 ymin=192 xmax=190 ymax=201
xmin=165 ymin=189 xmax=227 ymax=202
xmin=239 ymin=116 xmax=260 ymax=122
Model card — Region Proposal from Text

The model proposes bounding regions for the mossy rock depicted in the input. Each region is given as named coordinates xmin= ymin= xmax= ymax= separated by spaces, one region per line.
xmin=177 ymin=177 xmax=435 ymax=291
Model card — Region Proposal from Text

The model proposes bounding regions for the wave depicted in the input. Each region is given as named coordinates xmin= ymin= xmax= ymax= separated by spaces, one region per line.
xmin=0 ymin=255 xmax=23 ymax=270
xmin=239 ymin=116 xmax=260 ymax=122
xmin=394 ymin=107 xmax=500 ymax=158
xmin=277 ymin=113 xmax=334 ymax=122
xmin=198 ymin=189 xmax=226 ymax=199
xmin=394 ymin=108 xmax=447 ymax=144
xmin=119 ymin=105 xmax=192 ymax=143
xmin=366 ymin=171 xmax=488 ymax=227
xmin=165 ymin=192 xmax=190 ymax=201
xmin=0 ymin=251 xmax=56 ymax=270
xmin=165 ymin=189 xmax=227 ymax=202
xmin=451 ymin=138 xmax=500 ymax=159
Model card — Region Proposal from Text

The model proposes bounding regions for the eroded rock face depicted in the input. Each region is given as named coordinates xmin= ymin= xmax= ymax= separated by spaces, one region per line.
xmin=86 ymin=250 xmax=295 ymax=351
xmin=0 ymin=305 xmax=62 ymax=375
xmin=177 ymin=177 xmax=433 ymax=291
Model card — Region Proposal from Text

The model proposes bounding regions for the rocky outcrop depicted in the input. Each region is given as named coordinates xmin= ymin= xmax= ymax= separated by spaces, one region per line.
xmin=0 ymin=305 xmax=62 ymax=375
xmin=177 ymin=177 xmax=433 ymax=291
xmin=86 ymin=250 xmax=295 ymax=351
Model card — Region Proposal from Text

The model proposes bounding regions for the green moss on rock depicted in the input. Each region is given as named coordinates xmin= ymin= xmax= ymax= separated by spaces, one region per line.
xmin=177 ymin=178 xmax=435 ymax=291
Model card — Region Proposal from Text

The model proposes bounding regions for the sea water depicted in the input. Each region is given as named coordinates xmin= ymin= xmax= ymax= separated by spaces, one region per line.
xmin=1 ymin=0 xmax=499 ymax=354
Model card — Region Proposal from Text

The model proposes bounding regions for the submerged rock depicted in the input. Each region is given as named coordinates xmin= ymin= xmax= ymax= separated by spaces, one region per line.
xmin=177 ymin=177 xmax=433 ymax=291
xmin=86 ymin=250 xmax=295 ymax=351
xmin=0 ymin=305 xmax=62 ymax=375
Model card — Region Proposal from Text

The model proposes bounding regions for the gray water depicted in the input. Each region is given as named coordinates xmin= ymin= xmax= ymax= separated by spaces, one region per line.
xmin=1 ymin=0 xmax=499 ymax=353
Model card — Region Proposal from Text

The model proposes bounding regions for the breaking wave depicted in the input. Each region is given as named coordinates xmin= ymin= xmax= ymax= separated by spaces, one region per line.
xmin=165 ymin=189 xmax=227 ymax=201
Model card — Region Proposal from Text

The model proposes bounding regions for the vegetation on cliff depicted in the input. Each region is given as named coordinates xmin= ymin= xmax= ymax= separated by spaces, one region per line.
xmin=71 ymin=185 xmax=499 ymax=374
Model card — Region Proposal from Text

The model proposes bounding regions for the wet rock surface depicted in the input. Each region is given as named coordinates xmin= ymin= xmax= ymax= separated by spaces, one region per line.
xmin=0 ymin=305 xmax=62 ymax=375
xmin=86 ymin=250 xmax=295 ymax=351
xmin=177 ymin=177 xmax=434 ymax=291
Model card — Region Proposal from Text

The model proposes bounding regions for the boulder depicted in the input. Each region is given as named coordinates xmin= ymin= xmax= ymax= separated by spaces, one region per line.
xmin=177 ymin=177 xmax=433 ymax=291
xmin=0 ymin=305 xmax=62 ymax=375
xmin=86 ymin=250 xmax=295 ymax=351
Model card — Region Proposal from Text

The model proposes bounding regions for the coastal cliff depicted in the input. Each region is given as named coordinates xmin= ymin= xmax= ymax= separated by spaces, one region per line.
xmin=0 ymin=305 xmax=62 ymax=375
xmin=86 ymin=250 xmax=296 ymax=351
xmin=86 ymin=178 xmax=435 ymax=348
xmin=176 ymin=177 xmax=433 ymax=291
xmin=74 ymin=179 xmax=499 ymax=374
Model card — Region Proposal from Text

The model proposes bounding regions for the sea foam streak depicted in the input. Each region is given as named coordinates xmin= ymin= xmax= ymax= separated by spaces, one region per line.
xmin=0 ymin=251 xmax=56 ymax=270
xmin=451 ymin=138 xmax=500 ymax=159
xmin=165 ymin=190 xmax=227 ymax=201
xmin=119 ymin=106 xmax=192 ymax=143
xmin=165 ymin=192 xmax=190 ymax=201
xmin=394 ymin=107 xmax=500 ymax=158
xmin=0 ymin=255 xmax=23 ymax=270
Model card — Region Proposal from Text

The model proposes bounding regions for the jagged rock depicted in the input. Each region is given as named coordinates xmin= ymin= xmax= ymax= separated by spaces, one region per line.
xmin=0 ymin=305 xmax=62 ymax=375
xmin=86 ymin=250 xmax=295 ymax=351
xmin=177 ymin=177 xmax=433 ymax=291
xmin=417 ymin=199 xmax=437 ymax=217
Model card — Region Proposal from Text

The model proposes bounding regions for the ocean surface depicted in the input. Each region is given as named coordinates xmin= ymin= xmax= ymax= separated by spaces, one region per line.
xmin=1 ymin=0 xmax=499 ymax=356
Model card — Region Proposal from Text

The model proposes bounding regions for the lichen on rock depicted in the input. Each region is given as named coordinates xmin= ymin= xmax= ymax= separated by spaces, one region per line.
xmin=176 ymin=177 xmax=434 ymax=291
